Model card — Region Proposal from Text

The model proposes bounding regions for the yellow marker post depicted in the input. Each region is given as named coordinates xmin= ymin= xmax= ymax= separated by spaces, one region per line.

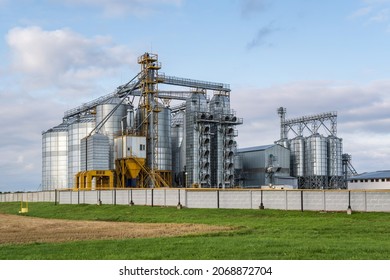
xmin=19 ymin=199 xmax=28 ymax=214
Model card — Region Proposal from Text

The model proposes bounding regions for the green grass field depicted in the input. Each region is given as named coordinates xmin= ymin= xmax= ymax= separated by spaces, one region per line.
xmin=1 ymin=202 xmax=390 ymax=260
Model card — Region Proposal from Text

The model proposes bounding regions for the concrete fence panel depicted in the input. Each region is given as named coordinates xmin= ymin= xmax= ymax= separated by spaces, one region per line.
xmin=186 ymin=190 xmax=218 ymax=209
xmin=286 ymin=191 xmax=301 ymax=211
xmin=261 ymin=190 xmax=286 ymax=210
xmin=219 ymin=190 xmax=252 ymax=209
xmin=303 ymin=191 xmax=324 ymax=211
xmin=366 ymin=192 xmax=390 ymax=212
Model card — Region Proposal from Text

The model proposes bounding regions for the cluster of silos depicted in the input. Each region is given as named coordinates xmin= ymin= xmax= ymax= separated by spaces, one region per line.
xmin=289 ymin=134 xmax=343 ymax=189
xmin=42 ymin=89 xmax=242 ymax=190
xmin=42 ymin=97 xmax=127 ymax=190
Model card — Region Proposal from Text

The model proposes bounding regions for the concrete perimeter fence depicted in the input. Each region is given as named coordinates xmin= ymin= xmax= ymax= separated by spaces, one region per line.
xmin=1 ymin=189 xmax=390 ymax=212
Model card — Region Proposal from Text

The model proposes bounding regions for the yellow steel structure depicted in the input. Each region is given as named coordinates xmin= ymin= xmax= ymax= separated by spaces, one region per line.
xmin=75 ymin=170 xmax=114 ymax=190
xmin=71 ymin=53 xmax=172 ymax=190
xmin=137 ymin=53 xmax=171 ymax=188
xmin=115 ymin=156 xmax=170 ymax=188
xmin=115 ymin=157 xmax=145 ymax=188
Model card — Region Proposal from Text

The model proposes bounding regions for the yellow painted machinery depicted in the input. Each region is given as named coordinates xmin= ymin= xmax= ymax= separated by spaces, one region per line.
xmin=74 ymin=170 xmax=114 ymax=190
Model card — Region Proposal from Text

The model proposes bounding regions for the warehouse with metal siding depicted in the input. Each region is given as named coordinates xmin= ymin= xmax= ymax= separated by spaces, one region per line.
xmin=237 ymin=144 xmax=296 ymax=188
xmin=348 ymin=170 xmax=390 ymax=190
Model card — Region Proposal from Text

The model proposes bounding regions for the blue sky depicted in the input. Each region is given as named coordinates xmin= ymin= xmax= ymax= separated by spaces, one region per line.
xmin=1 ymin=0 xmax=390 ymax=191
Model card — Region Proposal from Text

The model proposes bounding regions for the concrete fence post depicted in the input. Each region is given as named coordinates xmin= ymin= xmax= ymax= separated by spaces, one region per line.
xmin=259 ymin=189 xmax=265 ymax=209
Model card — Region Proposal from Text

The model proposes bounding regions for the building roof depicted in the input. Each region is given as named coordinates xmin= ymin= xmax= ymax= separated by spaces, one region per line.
xmin=349 ymin=170 xmax=390 ymax=181
xmin=238 ymin=144 xmax=275 ymax=153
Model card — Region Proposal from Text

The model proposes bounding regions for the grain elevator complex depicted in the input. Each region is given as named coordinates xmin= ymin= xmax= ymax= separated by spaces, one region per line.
xmin=42 ymin=53 xmax=353 ymax=191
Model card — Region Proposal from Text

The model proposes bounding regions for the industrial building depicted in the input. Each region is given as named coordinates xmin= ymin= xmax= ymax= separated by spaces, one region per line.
xmin=42 ymin=53 xmax=359 ymax=191
xmin=348 ymin=170 xmax=390 ymax=190
xmin=236 ymin=145 xmax=297 ymax=188
xmin=42 ymin=53 xmax=242 ymax=190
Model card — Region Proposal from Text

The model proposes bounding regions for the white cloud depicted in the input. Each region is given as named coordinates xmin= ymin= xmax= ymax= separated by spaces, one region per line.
xmin=0 ymin=26 xmax=141 ymax=191
xmin=57 ymin=0 xmax=182 ymax=17
xmin=349 ymin=0 xmax=390 ymax=30
xmin=6 ymin=26 xmax=137 ymax=91
xmin=348 ymin=6 xmax=373 ymax=19
xmin=369 ymin=8 xmax=390 ymax=21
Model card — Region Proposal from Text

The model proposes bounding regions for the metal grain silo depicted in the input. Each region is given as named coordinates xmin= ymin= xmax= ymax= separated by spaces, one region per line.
xmin=304 ymin=133 xmax=328 ymax=188
xmin=135 ymin=103 xmax=172 ymax=172
xmin=96 ymin=98 xmax=127 ymax=169
xmin=327 ymin=136 xmax=342 ymax=177
xmin=171 ymin=111 xmax=185 ymax=186
xmin=328 ymin=136 xmax=343 ymax=188
xmin=290 ymin=136 xmax=305 ymax=177
xmin=80 ymin=133 xmax=110 ymax=171
xmin=67 ymin=115 xmax=95 ymax=188
xmin=157 ymin=104 xmax=172 ymax=171
xmin=42 ymin=122 xmax=68 ymax=190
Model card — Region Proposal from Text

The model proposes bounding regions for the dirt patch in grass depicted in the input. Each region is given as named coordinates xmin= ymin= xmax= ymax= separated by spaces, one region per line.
xmin=0 ymin=214 xmax=230 ymax=245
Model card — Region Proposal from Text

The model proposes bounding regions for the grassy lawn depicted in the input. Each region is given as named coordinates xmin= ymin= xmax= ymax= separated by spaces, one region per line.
xmin=0 ymin=202 xmax=390 ymax=260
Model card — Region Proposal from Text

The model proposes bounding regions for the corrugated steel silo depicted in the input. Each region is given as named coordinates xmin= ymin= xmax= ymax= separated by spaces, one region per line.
xmin=290 ymin=136 xmax=305 ymax=177
xmin=327 ymin=136 xmax=343 ymax=177
xmin=80 ymin=134 xmax=110 ymax=171
xmin=171 ymin=111 xmax=185 ymax=186
xmin=135 ymin=103 xmax=172 ymax=172
xmin=328 ymin=136 xmax=343 ymax=188
xmin=304 ymin=133 xmax=328 ymax=188
xmin=42 ymin=123 xmax=68 ymax=190
xmin=96 ymin=98 xmax=127 ymax=169
xmin=305 ymin=134 xmax=328 ymax=176
xmin=157 ymin=104 xmax=172 ymax=171
xmin=67 ymin=115 xmax=95 ymax=188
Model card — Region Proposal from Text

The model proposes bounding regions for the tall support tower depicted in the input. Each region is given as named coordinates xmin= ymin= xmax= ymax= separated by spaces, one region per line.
xmin=138 ymin=53 xmax=166 ymax=187
xmin=185 ymin=91 xmax=210 ymax=188
xmin=210 ymin=93 xmax=242 ymax=188
xmin=277 ymin=107 xmax=288 ymax=148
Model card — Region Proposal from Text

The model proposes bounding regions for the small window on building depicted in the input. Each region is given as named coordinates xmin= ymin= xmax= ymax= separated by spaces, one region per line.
xmin=387 ymin=178 xmax=390 ymax=182
xmin=140 ymin=144 xmax=145 ymax=151
xmin=371 ymin=179 xmax=375 ymax=182
xmin=365 ymin=179 xmax=368 ymax=182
